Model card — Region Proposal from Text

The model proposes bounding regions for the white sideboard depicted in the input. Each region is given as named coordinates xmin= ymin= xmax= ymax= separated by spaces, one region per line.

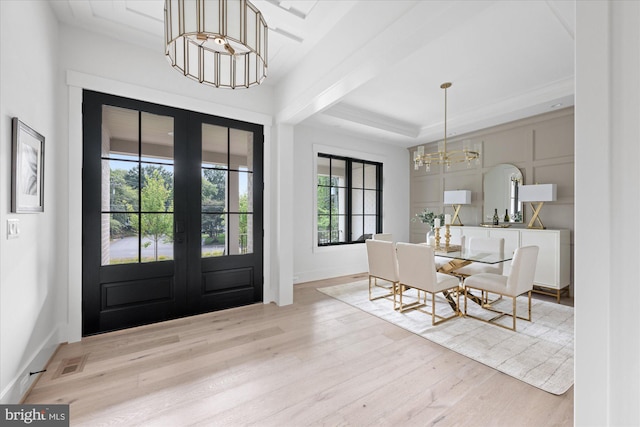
xmin=447 ymin=226 xmax=571 ymax=301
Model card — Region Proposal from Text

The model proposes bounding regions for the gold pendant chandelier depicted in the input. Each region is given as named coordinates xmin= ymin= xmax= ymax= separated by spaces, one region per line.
xmin=413 ymin=82 xmax=480 ymax=171
xmin=164 ymin=0 xmax=268 ymax=89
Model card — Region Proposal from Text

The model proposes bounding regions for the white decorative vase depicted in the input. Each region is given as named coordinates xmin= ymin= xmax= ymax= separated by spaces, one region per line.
xmin=426 ymin=227 xmax=435 ymax=246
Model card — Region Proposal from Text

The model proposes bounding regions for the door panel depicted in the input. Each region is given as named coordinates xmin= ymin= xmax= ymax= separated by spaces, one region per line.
xmin=83 ymin=91 xmax=263 ymax=335
xmin=186 ymin=114 xmax=263 ymax=314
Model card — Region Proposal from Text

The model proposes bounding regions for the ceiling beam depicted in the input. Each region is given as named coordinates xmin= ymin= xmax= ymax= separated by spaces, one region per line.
xmin=274 ymin=0 xmax=496 ymax=126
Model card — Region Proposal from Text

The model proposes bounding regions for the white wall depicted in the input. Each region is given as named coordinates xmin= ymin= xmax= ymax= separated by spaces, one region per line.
xmin=0 ymin=1 xmax=65 ymax=403
xmin=575 ymin=1 xmax=640 ymax=425
xmin=292 ymin=125 xmax=409 ymax=283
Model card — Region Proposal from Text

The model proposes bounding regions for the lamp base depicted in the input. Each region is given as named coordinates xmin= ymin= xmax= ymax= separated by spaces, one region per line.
xmin=450 ymin=204 xmax=464 ymax=226
xmin=526 ymin=202 xmax=546 ymax=229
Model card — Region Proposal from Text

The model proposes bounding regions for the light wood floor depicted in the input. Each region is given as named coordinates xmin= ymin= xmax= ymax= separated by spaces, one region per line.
xmin=25 ymin=273 xmax=573 ymax=426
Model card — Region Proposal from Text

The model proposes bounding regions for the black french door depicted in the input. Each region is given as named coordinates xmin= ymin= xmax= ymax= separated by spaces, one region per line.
xmin=82 ymin=91 xmax=263 ymax=335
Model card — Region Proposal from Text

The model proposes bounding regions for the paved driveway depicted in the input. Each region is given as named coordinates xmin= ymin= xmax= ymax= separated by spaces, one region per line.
xmin=108 ymin=236 xmax=224 ymax=261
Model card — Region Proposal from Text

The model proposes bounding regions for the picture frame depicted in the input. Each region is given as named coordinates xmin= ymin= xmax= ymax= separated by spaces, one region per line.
xmin=12 ymin=117 xmax=45 ymax=213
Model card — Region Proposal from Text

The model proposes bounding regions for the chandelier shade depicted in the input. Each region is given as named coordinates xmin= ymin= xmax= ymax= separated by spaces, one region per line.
xmin=164 ymin=0 xmax=268 ymax=89
xmin=413 ymin=82 xmax=480 ymax=171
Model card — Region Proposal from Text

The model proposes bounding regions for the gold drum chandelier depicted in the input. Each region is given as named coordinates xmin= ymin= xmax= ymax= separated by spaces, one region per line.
xmin=413 ymin=82 xmax=480 ymax=171
xmin=164 ymin=0 xmax=268 ymax=89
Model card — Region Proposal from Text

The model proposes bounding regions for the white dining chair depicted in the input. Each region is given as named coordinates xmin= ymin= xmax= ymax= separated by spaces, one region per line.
xmin=365 ymin=239 xmax=399 ymax=303
xmin=372 ymin=233 xmax=393 ymax=242
xmin=455 ymin=237 xmax=505 ymax=304
xmin=396 ymin=242 xmax=460 ymax=325
xmin=463 ymin=245 xmax=539 ymax=331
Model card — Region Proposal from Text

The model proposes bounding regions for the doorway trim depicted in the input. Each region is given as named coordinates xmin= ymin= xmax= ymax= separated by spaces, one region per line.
xmin=66 ymin=70 xmax=274 ymax=342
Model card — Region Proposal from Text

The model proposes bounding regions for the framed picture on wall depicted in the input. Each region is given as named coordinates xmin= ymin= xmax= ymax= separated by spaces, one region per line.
xmin=12 ymin=117 xmax=45 ymax=213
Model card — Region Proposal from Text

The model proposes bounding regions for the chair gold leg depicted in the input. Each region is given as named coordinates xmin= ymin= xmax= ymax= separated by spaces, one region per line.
xmin=462 ymin=285 xmax=532 ymax=331
xmin=369 ymin=275 xmax=396 ymax=302
xmin=432 ymin=292 xmax=435 ymax=325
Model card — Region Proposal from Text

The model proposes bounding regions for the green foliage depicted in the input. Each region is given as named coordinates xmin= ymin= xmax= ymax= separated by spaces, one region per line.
xmin=413 ymin=209 xmax=444 ymax=228
xmin=202 ymin=169 xmax=226 ymax=239
xmin=109 ymin=168 xmax=138 ymax=237
xmin=129 ymin=169 xmax=173 ymax=261
xmin=317 ymin=176 xmax=340 ymax=242
xmin=239 ymin=193 xmax=248 ymax=235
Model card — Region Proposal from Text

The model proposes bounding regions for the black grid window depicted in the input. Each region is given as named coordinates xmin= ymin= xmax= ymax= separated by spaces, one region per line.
xmin=317 ymin=153 xmax=382 ymax=246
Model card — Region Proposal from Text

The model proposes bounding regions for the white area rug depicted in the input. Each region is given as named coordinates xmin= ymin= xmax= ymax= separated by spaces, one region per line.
xmin=317 ymin=280 xmax=574 ymax=395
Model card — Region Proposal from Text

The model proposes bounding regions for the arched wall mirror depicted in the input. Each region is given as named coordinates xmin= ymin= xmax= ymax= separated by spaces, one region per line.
xmin=483 ymin=163 xmax=523 ymax=223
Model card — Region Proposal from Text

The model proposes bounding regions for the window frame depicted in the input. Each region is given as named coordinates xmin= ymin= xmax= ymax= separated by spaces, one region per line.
xmin=316 ymin=152 xmax=383 ymax=247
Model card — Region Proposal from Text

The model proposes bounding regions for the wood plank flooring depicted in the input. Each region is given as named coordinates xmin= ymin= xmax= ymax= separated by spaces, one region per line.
xmin=24 ymin=273 xmax=573 ymax=426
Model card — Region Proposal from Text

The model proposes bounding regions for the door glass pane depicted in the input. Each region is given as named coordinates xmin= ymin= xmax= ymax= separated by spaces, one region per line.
xmin=141 ymin=112 xmax=174 ymax=164
xmin=141 ymin=164 xmax=174 ymax=213
xmin=228 ymin=169 xmax=253 ymax=254
xmin=202 ymin=213 xmax=226 ymax=257
xmin=230 ymin=128 xmax=253 ymax=171
xmin=102 ymin=105 xmax=139 ymax=159
xmin=202 ymin=169 xmax=226 ymax=213
xmin=103 ymin=159 xmax=139 ymax=212
xmin=230 ymin=169 xmax=251 ymax=212
xmin=104 ymin=213 xmax=139 ymax=265
xmin=101 ymin=105 xmax=174 ymax=266
xmin=229 ymin=213 xmax=252 ymax=254
xmin=202 ymin=123 xmax=228 ymax=169
xmin=140 ymin=213 xmax=174 ymax=262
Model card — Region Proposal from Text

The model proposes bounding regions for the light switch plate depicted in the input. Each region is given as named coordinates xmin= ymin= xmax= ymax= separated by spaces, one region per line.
xmin=7 ymin=219 xmax=20 ymax=239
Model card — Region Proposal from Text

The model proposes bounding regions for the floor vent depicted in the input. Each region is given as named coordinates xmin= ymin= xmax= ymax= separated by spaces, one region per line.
xmin=53 ymin=354 xmax=88 ymax=379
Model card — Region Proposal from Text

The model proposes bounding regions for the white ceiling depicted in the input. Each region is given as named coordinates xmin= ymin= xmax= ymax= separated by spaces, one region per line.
xmin=49 ymin=0 xmax=575 ymax=149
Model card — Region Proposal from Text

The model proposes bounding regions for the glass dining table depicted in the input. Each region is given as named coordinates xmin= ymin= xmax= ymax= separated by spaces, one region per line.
xmin=434 ymin=247 xmax=513 ymax=265
xmin=429 ymin=245 xmax=514 ymax=310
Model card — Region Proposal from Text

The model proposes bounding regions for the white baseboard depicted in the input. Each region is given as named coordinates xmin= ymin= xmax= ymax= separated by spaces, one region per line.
xmin=294 ymin=267 xmax=367 ymax=285
xmin=0 ymin=324 xmax=63 ymax=404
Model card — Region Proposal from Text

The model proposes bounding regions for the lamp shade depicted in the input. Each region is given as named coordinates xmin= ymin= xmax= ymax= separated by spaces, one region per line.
xmin=443 ymin=190 xmax=471 ymax=205
xmin=519 ymin=184 xmax=557 ymax=202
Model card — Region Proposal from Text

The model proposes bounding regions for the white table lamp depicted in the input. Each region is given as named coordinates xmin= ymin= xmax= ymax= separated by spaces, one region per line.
xmin=443 ymin=190 xmax=471 ymax=226
xmin=519 ymin=184 xmax=557 ymax=229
